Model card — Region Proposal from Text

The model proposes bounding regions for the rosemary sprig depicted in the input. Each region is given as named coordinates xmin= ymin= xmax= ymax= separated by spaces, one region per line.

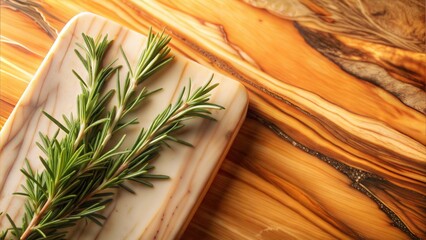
xmin=1 ymin=29 xmax=222 ymax=240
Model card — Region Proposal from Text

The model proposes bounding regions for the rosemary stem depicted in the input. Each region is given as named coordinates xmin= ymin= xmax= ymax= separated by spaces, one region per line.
xmin=73 ymin=122 xmax=86 ymax=150
xmin=20 ymin=198 xmax=52 ymax=240
xmin=131 ymin=103 xmax=187 ymax=160
xmin=102 ymin=102 xmax=183 ymax=187
xmin=92 ymin=77 xmax=137 ymax=160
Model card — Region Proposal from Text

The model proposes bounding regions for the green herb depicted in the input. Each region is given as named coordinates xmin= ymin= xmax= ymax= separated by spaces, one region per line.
xmin=1 ymin=29 xmax=223 ymax=240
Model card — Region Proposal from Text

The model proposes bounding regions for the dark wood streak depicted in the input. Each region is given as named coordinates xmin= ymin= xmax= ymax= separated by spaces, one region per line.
xmin=364 ymin=179 xmax=426 ymax=233
xmin=114 ymin=1 xmax=147 ymax=26
xmin=247 ymin=0 xmax=425 ymax=52
xmin=311 ymin=114 xmax=425 ymax=182
xmin=295 ymin=23 xmax=426 ymax=114
xmin=1 ymin=0 xmax=61 ymax=39
xmin=248 ymin=111 xmax=420 ymax=240
xmin=211 ymin=21 xmax=262 ymax=70
xmin=250 ymin=82 xmax=424 ymax=185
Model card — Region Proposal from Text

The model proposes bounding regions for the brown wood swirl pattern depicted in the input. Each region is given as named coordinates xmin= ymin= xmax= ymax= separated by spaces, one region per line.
xmin=0 ymin=0 xmax=425 ymax=239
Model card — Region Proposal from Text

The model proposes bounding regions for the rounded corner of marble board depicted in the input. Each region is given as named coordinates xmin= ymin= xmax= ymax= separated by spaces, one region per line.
xmin=60 ymin=12 xmax=100 ymax=36
xmin=68 ymin=12 xmax=98 ymax=23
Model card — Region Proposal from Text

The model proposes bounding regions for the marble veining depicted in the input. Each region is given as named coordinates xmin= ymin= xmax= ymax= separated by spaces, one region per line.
xmin=0 ymin=13 xmax=248 ymax=239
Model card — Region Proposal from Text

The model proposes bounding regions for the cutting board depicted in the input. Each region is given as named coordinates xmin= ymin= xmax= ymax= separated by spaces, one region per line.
xmin=0 ymin=12 xmax=248 ymax=239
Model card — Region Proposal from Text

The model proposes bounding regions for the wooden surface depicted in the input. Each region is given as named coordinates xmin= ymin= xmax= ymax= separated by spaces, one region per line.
xmin=0 ymin=12 xmax=248 ymax=239
xmin=0 ymin=0 xmax=425 ymax=239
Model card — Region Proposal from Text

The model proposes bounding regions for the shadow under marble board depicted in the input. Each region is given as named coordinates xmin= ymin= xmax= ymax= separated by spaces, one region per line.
xmin=0 ymin=12 xmax=248 ymax=239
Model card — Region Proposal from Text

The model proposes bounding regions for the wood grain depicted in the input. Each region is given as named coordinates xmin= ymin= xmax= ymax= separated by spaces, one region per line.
xmin=0 ymin=0 xmax=425 ymax=239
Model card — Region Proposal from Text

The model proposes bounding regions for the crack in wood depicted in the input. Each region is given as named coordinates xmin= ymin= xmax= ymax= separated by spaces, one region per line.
xmin=249 ymin=111 xmax=420 ymax=240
